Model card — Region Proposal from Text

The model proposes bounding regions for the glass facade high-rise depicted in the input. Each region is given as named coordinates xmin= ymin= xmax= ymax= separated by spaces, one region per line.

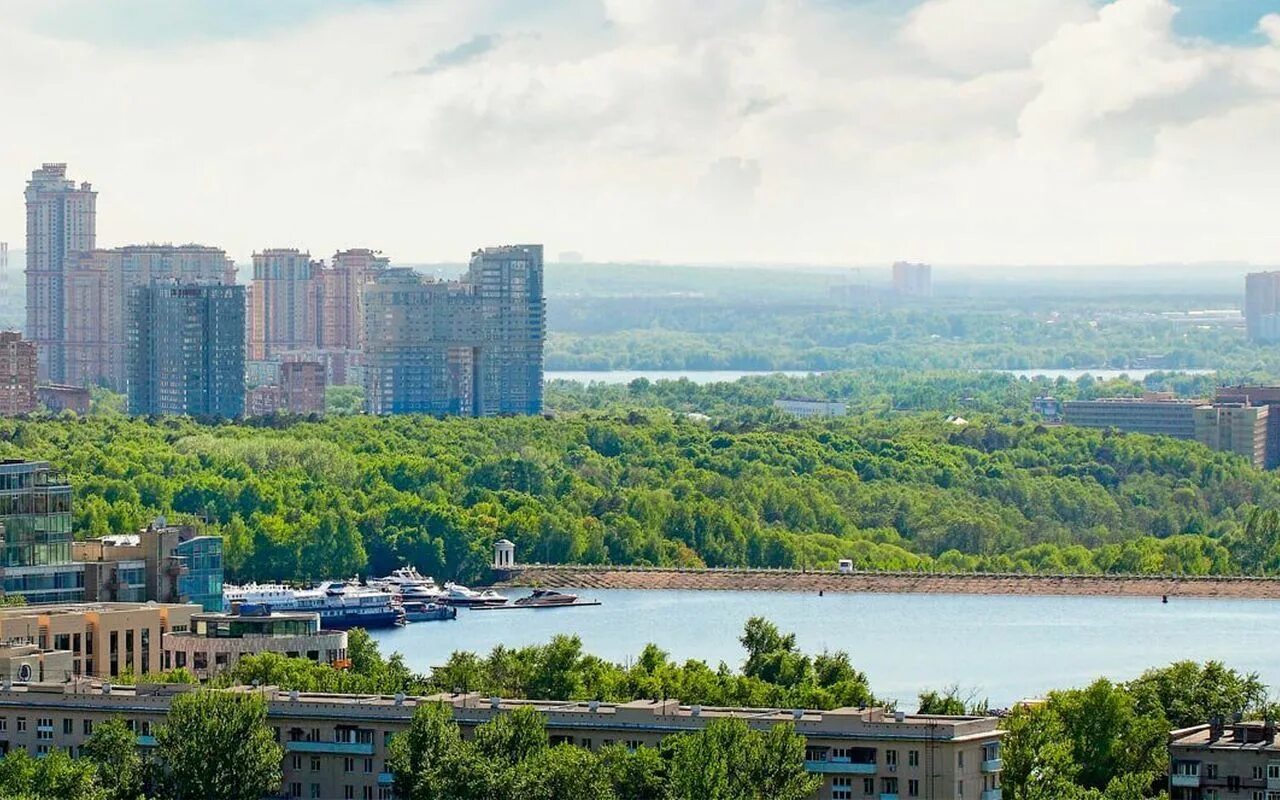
xmin=127 ymin=283 xmax=246 ymax=417
xmin=0 ymin=459 xmax=83 ymax=603
xmin=175 ymin=536 xmax=223 ymax=612
xmin=363 ymin=244 xmax=544 ymax=416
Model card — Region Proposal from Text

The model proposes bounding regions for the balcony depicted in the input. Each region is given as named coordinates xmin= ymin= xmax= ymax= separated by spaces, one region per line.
xmin=981 ymin=790 xmax=1003 ymax=800
xmin=378 ymin=773 xmax=395 ymax=786
xmin=1170 ymin=774 xmax=1201 ymax=788
xmin=982 ymin=757 xmax=1003 ymax=773
xmin=136 ymin=735 xmax=158 ymax=747
xmin=804 ymin=759 xmax=877 ymax=774
xmin=879 ymin=794 xmax=899 ymax=800
xmin=284 ymin=740 xmax=374 ymax=756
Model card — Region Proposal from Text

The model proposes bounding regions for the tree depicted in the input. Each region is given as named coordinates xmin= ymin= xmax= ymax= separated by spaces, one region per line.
xmin=81 ymin=717 xmax=145 ymax=800
xmin=664 ymin=718 xmax=818 ymax=800
xmin=154 ymin=691 xmax=282 ymax=800
xmin=0 ymin=747 xmax=104 ymax=800
xmin=598 ymin=745 xmax=665 ymax=800
xmin=514 ymin=745 xmax=616 ymax=800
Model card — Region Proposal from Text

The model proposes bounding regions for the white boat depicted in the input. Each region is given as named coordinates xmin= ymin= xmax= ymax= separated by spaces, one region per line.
xmin=403 ymin=601 xmax=457 ymax=622
xmin=368 ymin=567 xmax=444 ymax=602
xmin=441 ymin=582 xmax=508 ymax=608
xmin=223 ymin=581 xmax=404 ymax=628
xmin=514 ymin=589 xmax=580 ymax=607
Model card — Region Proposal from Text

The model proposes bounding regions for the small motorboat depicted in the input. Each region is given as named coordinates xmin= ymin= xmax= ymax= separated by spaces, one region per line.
xmin=441 ymin=582 xmax=509 ymax=607
xmin=514 ymin=589 xmax=580 ymax=607
xmin=403 ymin=601 xmax=458 ymax=622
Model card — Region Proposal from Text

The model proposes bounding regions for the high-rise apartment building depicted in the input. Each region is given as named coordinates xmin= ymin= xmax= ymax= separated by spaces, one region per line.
xmin=0 ymin=460 xmax=82 ymax=603
xmin=0 ymin=332 xmax=37 ymax=416
xmin=247 ymin=249 xmax=321 ymax=360
xmin=892 ymin=261 xmax=932 ymax=297
xmin=128 ymin=284 xmax=246 ymax=417
xmin=25 ymin=164 xmax=97 ymax=382
xmin=1244 ymin=271 xmax=1280 ymax=343
xmin=280 ymin=360 xmax=326 ymax=415
xmin=62 ymin=245 xmax=235 ymax=390
xmin=1193 ymin=403 xmax=1269 ymax=468
xmin=363 ymin=245 xmax=544 ymax=416
xmin=319 ymin=248 xmax=388 ymax=352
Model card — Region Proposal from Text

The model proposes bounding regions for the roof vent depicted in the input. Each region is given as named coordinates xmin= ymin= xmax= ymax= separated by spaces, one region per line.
xmin=394 ymin=693 xmax=405 ymax=706
xmin=690 ymin=705 xmax=701 ymax=717
xmin=490 ymin=696 xmax=501 ymax=709
xmin=792 ymin=709 xmax=804 ymax=720
xmin=895 ymin=710 xmax=906 ymax=723
xmin=588 ymin=700 xmax=600 ymax=712
xmin=290 ymin=690 xmax=299 ymax=702
xmin=103 ymin=682 xmax=112 ymax=695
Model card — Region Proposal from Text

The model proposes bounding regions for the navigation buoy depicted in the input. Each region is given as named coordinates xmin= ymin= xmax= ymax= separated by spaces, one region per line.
xmin=1162 ymin=595 xmax=1168 ymax=604
xmin=819 ymin=589 xmax=824 ymax=597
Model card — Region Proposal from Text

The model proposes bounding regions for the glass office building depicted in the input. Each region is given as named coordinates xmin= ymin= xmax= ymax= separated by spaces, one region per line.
xmin=175 ymin=536 xmax=223 ymax=611
xmin=0 ymin=460 xmax=84 ymax=603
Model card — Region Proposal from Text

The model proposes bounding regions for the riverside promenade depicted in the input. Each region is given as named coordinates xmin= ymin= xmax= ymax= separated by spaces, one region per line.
xmin=494 ymin=565 xmax=1280 ymax=599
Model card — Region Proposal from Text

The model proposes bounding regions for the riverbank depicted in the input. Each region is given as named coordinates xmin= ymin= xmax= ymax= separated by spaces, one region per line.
xmin=494 ymin=566 xmax=1280 ymax=599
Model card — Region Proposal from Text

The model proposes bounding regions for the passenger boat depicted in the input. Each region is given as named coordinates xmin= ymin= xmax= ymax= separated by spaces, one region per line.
xmin=368 ymin=566 xmax=444 ymax=602
xmin=222 ymin=581 xmax=405 ymax=629
xmin=441 ymin=582 xmax=508 ymax=607
xmin=402 ymin=601 xmax=457 ymax=622
xmin=513 ymin=589 xmax=580 ymax=607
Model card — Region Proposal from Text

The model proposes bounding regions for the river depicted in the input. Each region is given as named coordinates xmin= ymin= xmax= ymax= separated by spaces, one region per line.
xmin=368 ymin=588 xmax=1276 ymax=709
xmin=545 ymin=368 xmax=1213 ymax=385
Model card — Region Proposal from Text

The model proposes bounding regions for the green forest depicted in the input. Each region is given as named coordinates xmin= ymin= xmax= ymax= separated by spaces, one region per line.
xmin=6 ymin=406 xmax=1280 ymax=583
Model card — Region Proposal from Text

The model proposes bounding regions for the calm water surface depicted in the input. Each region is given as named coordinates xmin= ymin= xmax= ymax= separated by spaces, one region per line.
xmin=544 ymin=368 xmax=1213 ymax=385
xmin=368 ymin=589 xmax=1276 ymax=708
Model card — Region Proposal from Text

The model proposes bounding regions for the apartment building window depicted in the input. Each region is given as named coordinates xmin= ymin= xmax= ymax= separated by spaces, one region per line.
xmin=140 ymin=721 xmax=151 ymax=736
xmin=18 ymin=716 xmax=26 ymax=732
xmin=344 ymin=787 xmax=354 ymax=800
xmin=886 ymin=750 xmax=898 ymax=767
xmin=311 ymin=757 xmax=320 ymax=772
xmin=580 ymin=738 xmax=593 ymax=750
xmin=63 ymin=719 xmax=73 ymax=735
xmin=1206 ymin=763 xmax=1218 ymax=779
xmin=140 ymin=629 xmax=150 ymax=674
xmin=54 ymin=634 xmax=70 ymax=651
xmin=288 ymin=783 xmax=300 ymax=798
xmin=36 ymin=718 xmax=53 ymax=741
xmin=0 ymin=717 xmax=7 ymax=732
xmin=908 ymin=779 xmax=920 ymax=797
xmin=310 ymin=785 xmax=321 ymax=799
xmin=1228 ymin=776 xmax=1241 ymax=792
xmin=958 ymin=780 xmax=964 ymax=797
xmin=958 ymin=750 xmax=965 ymax=769
xmin=364 ymin=757 xmax=374 ymax=773
xmin=882 ymin=778 xmax=898 ymax=795
xmin=908 ymin=750 xmax=919 ymax=767
xmin=626 ymin=740 xmax=642 ymax=752
xmin=1254 ymin=766 xmax=1264 ymax=779
xmin=292 ymin=755 xmax=302 ymax=770
xmin=362 ymin=789 xmax=373 ymax=800
xmin=1270 ymin=764 xmax=1280 ymax=781
xmin=378 ymin=789 xmax=394 ymax=800
xmin=344 ymin=757 xmax=354 ymax=773
xmin=831 ymin=776 xmax=852 ymax=800
xmin=109 ymin=631 xmax=119 ymax=677
xmin=83 ymin=720 xmax=93 ymax=735
xmin=863 ymin=777 xmax=875 ymax=794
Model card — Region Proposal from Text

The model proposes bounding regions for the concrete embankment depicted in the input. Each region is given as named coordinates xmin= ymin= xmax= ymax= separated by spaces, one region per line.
xmin=494 ymin=566 xmax=1280 ymax=599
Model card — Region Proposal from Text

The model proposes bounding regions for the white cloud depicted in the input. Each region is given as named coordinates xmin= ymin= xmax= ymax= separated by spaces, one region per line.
xmin=0 ymin=0 xmax=1279 ymax=266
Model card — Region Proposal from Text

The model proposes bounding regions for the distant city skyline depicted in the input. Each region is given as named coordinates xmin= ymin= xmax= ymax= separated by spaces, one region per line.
xmin=2 ymin=0 xmax=1279 ymax=267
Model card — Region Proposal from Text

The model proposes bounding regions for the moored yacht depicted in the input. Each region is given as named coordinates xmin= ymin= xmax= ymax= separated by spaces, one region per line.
xmin=368 ymin=566 xmax=444 ymax=602
xmin=441 ymin=582 xmax=508 ymax=607
xmin=223 ymin=581 xmax=404 ymax=629
xmin=513 ymin=588 xmax=580 ymax=607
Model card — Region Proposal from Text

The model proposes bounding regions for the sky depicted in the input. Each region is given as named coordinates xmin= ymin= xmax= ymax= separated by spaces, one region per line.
xmin=2 ymin=0 xmax=1280 ymax=267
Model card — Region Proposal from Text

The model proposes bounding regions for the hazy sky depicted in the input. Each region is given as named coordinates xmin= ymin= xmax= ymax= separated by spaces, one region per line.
xmin=2 ymin=0 xmax=1279 ymax=266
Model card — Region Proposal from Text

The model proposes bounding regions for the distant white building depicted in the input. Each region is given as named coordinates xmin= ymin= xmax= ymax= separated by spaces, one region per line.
xmin=774 ymin=398 xmax=848 ymax=418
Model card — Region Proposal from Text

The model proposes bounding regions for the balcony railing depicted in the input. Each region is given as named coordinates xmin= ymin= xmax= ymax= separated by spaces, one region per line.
xmin=982 ymin=757 xmax=1003 ymax=773
xmin=284 ymin=740 xmax=374 ymax=756
xmin=981 ymin=789 xmax=1003 ymax=800
xmin=803 ymin=759 xmax=877 ymax=774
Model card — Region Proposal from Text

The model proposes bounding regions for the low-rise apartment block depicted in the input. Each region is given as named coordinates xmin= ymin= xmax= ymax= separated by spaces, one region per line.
xmin=0 ymin=683 xmax=1003 ymax=800
xmin=1062 ymin=394 xmax=1199 ymax=438
xmin=163 ymin=609 xmax=347 ymax=679
xmin=1169 ymin=718 xmax=1280 ymax=799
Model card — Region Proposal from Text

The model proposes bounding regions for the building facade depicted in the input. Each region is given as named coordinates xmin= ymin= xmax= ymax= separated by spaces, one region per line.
xmin=0 ymin=684 xmax=1003 ymax=800
xmin=1244 ymin=271 xmax=1280 ymax=344
xmin=62 ymin=245 xmax=235 ymax=390
xmin=248 ymin=249 xmax=321 ymax=361
xmin=1217 ymin=385 xmax=1280 ymax=469
xmin=319 ymin=249 xmax=388 ymax=353
xmin=0 ymin=601 xmax=196 ymax=679
xmin=774 ymin=398 xmax=849 ymax=418
xmin=1194 ymin=403 xmax=1269 ymax=468
xmin=280 ymin=360 xmax=326 ymax=415
xmin=0 ymin=333 xmax=37 ymax=416
xmin=73 ymin=523 xmax=224 ymax=611
xmin=25 ymin=164 xmax=97 ymax=383
xmin=1168 ymin=719 xmax=1280 ymax=799
xmin=0 ymin=460 xmax=80 ymax=604
xmin=163 ymin=610 xmax=347 ymax=678
xmin=35 ymin=385 xmax=91 ymax=415
xmin=892 ymin=262 xmax=932 ymax=298
xmin=363 ymin=245 xmax=545 ymax=416
xmin=127 ymin=283 xmax=246 ymax=417
xmin=1062 ymin=396 xmax=1199 ymax=439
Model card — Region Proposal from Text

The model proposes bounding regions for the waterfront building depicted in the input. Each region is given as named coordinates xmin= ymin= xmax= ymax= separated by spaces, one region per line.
xmin=892 ymin=261 xmax=932 ymax=298
xmin=0 ymin=460 xmax=80 ymax=604
xmin=363 ymin=245 xmax=545 ymax=416
xmin=25 ymin=164 xmax=97 ymax=383
xmin=0 ymin=601 xmax=196 ymax=679
xmin=163 ymin=609 xmax=347 ymax=678
xmin=1168 ymin=718 xmax=1280 ymax=799
xmin=0 ymin=332 xmax=37 ymax=416
xmin=127 ymin=283 xmax=246 ymax=417
xmin=35 ymin=384 xmax=91 ymax=415
xmin=1244 ymin=271 xmax=1280 ymax=344
xmin=73 ymin=522 xmax=224 ymax=611
xmin=0 ymin=683 xmax=1003 ymax=800
xmin=774 ymin=398 xmax=849 ymax=418
xmin=248 ymin=249 xmax=321 ymax=360
xmin=1194 ymin=403 xmax=1269 ymax=468
xmin=1062 ymin=395 xmax=1199 ymax=439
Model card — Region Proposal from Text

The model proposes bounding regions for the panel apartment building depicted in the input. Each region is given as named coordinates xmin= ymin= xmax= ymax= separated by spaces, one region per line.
xmin=24 ymin=164 xmax=96 ymax=383
xmin=1169 ymin=718 xmax=1280 ymax=799
xmin=127 ymin=283 xmax=246 ymax=417
xmin=363 ymin=245 xmax=545 ymax=416
xmin=0 ymin=685 xmax=1003 ymax=800
xmin=0 ymin=332 xmax=37 ymax=416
